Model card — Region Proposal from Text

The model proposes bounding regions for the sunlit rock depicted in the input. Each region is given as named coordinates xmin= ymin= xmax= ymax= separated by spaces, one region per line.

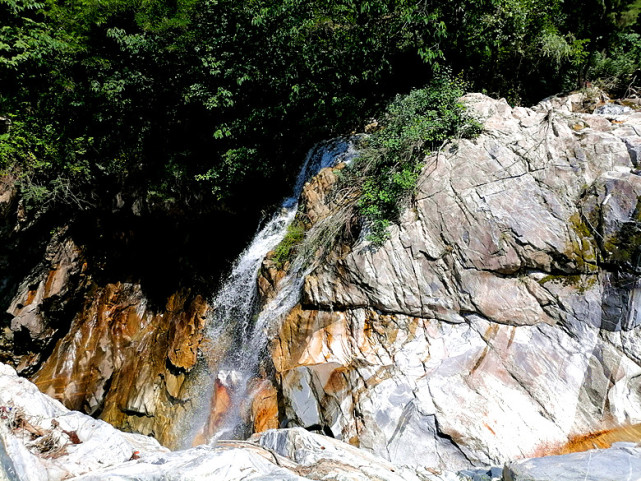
xmin=251 ymin=379 xmax=279 ymax=433
xmin=1 ymin=367 xmax=459 ymax=481
xmin=0 ymin=363 xmax=168 ymax=480
xmin=266 ymin=92 xmax=641 ymax=471
xmin=503 ymin=442 xmax=641 ymax=481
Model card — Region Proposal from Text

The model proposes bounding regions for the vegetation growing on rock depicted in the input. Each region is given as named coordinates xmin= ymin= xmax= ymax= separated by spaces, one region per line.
xmin=272 ymin=219 xmax=306 ymax=269
xmin=346 ymin=75 xmax=482 ymax=244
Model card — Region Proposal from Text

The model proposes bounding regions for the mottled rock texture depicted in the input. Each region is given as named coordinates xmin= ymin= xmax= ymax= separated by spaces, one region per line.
xmin=0 ymin=217 xmax=210 ymax=447
xmin=503 ymin=442 xmax=641 ymax=481
xmin=265 ymin=94 xmax=641 ymax=470
xmin=4 ymin=234 xmax=84 ymax=375
xmin=1 ymin=366 xmax=453 ymax=481
xmin=32 ymin=283 xmax=209 ymax=446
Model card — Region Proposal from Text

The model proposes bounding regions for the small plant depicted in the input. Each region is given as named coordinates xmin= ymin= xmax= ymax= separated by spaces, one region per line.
xmin=272 ymin=219 xmax=306 ymax=268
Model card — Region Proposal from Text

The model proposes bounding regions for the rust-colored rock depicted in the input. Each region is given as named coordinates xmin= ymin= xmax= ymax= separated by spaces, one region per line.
xmin=251 ymin=379 xmax=279 ymax=433
xmin=192 ymin=378 xmax=232 ymax=446
xmin=557 ymin=423 xmax=641 ymax=454
xmin=30 ymin=282 xmax=209 ymax=448
xmin=300 ymin=164 xmax=343 ymax=225
xmin=273 ymin=305 xmax=365 ymax=373
xmin=5 ymin=235 xmax=84 ymax=374
xmin=167 ymin=291 xmax=207 ymax=371
xmin=257 ymin=256 xmax=288 ymax=306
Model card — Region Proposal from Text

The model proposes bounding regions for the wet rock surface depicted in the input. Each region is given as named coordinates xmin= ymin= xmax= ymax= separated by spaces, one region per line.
xmin=0 ymin=223 xmax=210 ymax=448
xmin=266 ymin=93 xmax=641 ymax=470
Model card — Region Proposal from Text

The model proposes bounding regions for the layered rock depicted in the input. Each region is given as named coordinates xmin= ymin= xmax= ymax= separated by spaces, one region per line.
xmin=265 ymin=94 xmax=641 ymax=470
xmin=1 ymin=364 xmax=454 ymax=481
xmin=4 ymin=233 xmax=84 ymax=375
xmin=503 ymin=442 xmax=641 ymax=481
xmin=0 ymin=222 xmax=210 ymax=447
xmin=32 ymin=282 xmax=209 ymax=447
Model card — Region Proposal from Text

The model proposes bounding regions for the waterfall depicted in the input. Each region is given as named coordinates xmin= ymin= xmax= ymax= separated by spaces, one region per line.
xmin=181 ymin=139 xmax=358 ymax=447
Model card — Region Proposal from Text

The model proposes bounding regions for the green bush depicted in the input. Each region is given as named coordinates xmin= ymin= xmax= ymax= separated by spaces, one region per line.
xmin=589 ymin=32 xmax=641 ymax=96
xmin=0 ymin=115 xmax=94 ymax=212
xmin=345 ymin=74 xmax=481 ymax=245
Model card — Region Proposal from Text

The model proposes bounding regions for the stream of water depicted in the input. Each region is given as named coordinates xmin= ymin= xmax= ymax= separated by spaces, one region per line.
xmin=182 ymin=139 xmax=358 ymax=447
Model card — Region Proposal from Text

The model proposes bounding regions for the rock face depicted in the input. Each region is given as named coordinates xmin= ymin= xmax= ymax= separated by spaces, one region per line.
xmin=0 ymin=222 xmax=210 ymax=447
xmin=266 ymin=94 xmax=641 ymax=470
xmin=3 ymin=233 xmax=84 ymax=375
xmin=1 ymin=364 xmax=453 ymax=481
xmin=504 ymin=442 xmax=641 ymax=481
xmin=32 ymin=282 xmax=208 ymax=447
xmin=5 ymin=91 xmax=641 ymax=476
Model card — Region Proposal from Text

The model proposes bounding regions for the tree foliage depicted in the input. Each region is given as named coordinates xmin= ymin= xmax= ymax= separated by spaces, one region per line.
xmin=436 ymin=0 xmax=640 ymax=103
xmin=1 ymin=0 xmax=448 ymax=215
xmin=0 ymin=0 xmax=639 ymax=218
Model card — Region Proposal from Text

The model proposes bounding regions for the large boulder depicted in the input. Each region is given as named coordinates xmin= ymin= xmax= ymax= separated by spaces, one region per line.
xmin=266 ymin=94 xmax=641 ymax=470
xmin=0 ymin=363 xmax=168 ymax=480
xmin=76 ymin=428 xmax=443 ymax=481
xmin=503 ymin=442 xmax=641 ymax=481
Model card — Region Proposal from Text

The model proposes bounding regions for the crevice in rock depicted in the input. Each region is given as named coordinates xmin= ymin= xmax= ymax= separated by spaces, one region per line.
xmin=432 ymin=414 xmax=476 ymax=466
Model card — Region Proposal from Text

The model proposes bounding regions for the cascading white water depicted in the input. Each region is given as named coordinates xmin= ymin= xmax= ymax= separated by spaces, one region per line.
xmin=182 ymin=139 xmax=358 ymax=447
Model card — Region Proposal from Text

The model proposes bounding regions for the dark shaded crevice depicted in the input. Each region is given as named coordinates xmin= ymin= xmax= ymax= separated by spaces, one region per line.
xmin=88 ymin=374 xmax=113 ymax=418
xmin=11 ymin=326 xmax=36 ymax=357
xmin=120 ymin=408 xmax=153 ymax=419
xmin=165 ymin=358 xmax=187 ymax=377
xmin=0 ymin=212 xmax=60 ymax=322
xmin=68 ymin=207 xmax=261 ymax=310
xmin=432 ymin=414 xmax=475 ymax=466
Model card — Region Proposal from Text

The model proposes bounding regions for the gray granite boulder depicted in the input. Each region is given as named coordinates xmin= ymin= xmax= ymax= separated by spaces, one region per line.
xmin=504 ymin=442 xmax=641 ymax=481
